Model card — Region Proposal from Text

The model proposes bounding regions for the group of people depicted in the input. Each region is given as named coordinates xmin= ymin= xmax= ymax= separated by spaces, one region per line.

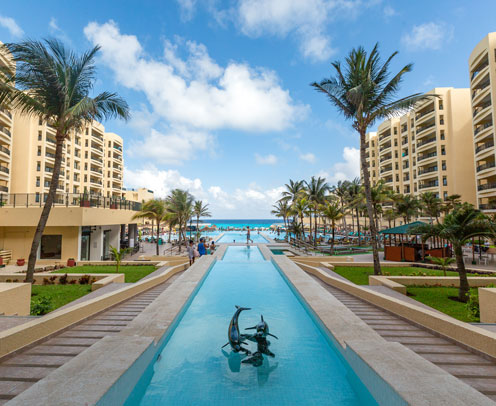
xmin=187 ymin=238 xmax=216 ymax=265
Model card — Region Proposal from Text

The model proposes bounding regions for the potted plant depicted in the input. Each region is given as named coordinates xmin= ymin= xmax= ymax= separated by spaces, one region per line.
xmin=16 ymin=258 xmax=25 ymax=266
xmin=67 ymin=258 xmax=76 ymax=267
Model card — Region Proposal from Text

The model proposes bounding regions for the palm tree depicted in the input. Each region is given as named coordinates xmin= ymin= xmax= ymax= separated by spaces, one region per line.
xmin=282 ymin=179 xmax=305 ymax=222
xmin=312 ymin=43 xmax=427 ymax=275
xmin=132 ymin=199 xmax=167 ymax=255
xmin=109 ymin=245 xmax=131 ymax=274
xmin=0 ymin=39 xmax=129 ymax=282
xmin=383 ymin=208 xmax=398 ymax=229
xmin=412 ymin=204 xmax=493 ymax=302
xmin=347 ymin=178 xmax=363 ymax=245
xmin=322 ymin=202 xmax=344 ymax=253
xmin=193 ymin=201 xmax=211 ymax=242
xmin=271 ymin=200 xmax=291 ymax=239
xmin=420 ymin=192 xmax=442 ymax=224
xmin=332 ymin=180 xmax=350 ymax=230
xmin=443 ymin=194 xmax=462 ymax=214
xmin=167 ymin=189 xmax=194 ymax=251
xmin=427 ymin=256 xmax=456 ymax=277
xmin=395 ymin=194 xmax=420 ymax=223
xmin=292 ymin=197 xmax=310 ymax=240
xmin=305 ymin=176 xmax=330 ymax=244
xmin=369 ymin=180 xmax=390 ymax=231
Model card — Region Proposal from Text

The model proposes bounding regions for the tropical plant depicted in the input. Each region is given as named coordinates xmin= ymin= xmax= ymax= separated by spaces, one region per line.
xmin=167 ymin=189 xmax=194 ymax=251
xmin=282 ymin=179 xmax=305 ymax=222
xmin=420 ymin=192 xmax=442 ymax=224
xmin=369 ymin=180 xmax=391 ymax=231
xmin=412 ymin=204 xmax=493 ymax=302
xmin=292 ymin=197 xmax=310 ymax=240
xmin=109 ymin=245 xmax=132 ymax=273
xmin=271 ymin=200 xmax=291 ymax=240
xmin=312 ymin=43 xmax=428 ymax=275
xmin=321 ymin=202 xmax=344 ymax=252
xmin=443 ymin=194 xmax=462 ymax=214
xmin=332 ymin=180 xmax=351 ymax=230
xmin=193 ymin=200 xmax=211 ymax=242
xmin=383 ymin=208 xmax=398 ymax=229
xmin=395 ymin=194 xmax=420 ymax=223
xmin=304 ymin=176 xmax=330 ymax=244
xmin=426 ymin=255 xmax=455 ymax=277
xmin=347 ymin=178 xmax=363 ymax=245
xmin=0 ymin=39 xmax=129 ymax=282
xmin=132 ymin=199 xmax=168 ymax=255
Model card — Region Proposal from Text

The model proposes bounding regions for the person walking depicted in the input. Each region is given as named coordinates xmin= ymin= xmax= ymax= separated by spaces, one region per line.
xmin=246 ymin=226 xmax=253 ymax=245
xmin=187 ymin=240 xmax=195 ymax=265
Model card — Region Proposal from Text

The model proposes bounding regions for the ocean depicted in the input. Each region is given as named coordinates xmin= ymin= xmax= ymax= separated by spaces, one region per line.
xmin=200 ymin=219 xmax=284 ymax=229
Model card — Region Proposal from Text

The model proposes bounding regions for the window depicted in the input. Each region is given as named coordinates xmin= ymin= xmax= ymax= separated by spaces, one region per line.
xmin=108 ymin=141 xmax=111 ymax=147
xmin=36 ymin=162 xmax=41 ymax=171
xmin=444 ymin=191 xmax=448 ymax=200
xmin=36 ymin=177 xmax=40 ymax=187
xmin=396 ymin=175 xmax=399 ymax=182
xmin=38 ymin=131 xmax=42 ymax=141
xmin=394 ymin=140 xmax=398 ymax=147
xmin=107 ymin=171 xmax=110 ymax=176
xmin=441 ymin=147 xmax=446 ymax=155
xmin=84 ymin=175 xmax=87 ymax=182
xmin=85 ymin=152 xmax=88 ymax=159
xmin=40 ymin=235 xmax=62 ymax=259
xmin=372 ymin=171 xmax=375 ymax=177
xmin=443 ymin=176 xmax=447 ymax=186
xmin=84 ymin=163 xmax=88 ymax=170
xmin=35 ymin=192 xmax=40 ymax=203
xmin=394 ymin=128 xmax=397 ymax=135
xmin=396 ymin=186 xmax=399 ymax=193
xmin=85 ymin=128 xmax=89 ymax=135
xmin=37 ymin=146 xmax=41 ymax=156
xmin=439 ymin=101 xmax=443 ymax=110
xmin=85 ymin=140 xmax=88 ymax=147
xmin=442 ymin=161 xmax=446 ymax=170
xmin=440 ymin=130 xmax=445 ymax=140
xmin=39 ymin=118 xmax=43 ymax=125
xmin=439 ymin=115 xmax=444 ymax=125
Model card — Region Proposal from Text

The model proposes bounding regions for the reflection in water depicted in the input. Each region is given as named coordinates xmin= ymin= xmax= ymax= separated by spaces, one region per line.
xmin=222 ymin=349 xmax=245 ymax=373
xmin=256 ymin=358 xmax=278 ymax=386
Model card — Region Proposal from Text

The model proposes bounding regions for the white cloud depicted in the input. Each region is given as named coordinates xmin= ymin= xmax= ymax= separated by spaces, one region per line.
xmin=124 ymin=166 xmax=284 ymax=217
xmin=255 ymin=153 xmax=278 ymax=165
xmin=318 ymin=146 xmax=360 ymax=184
xmin=176 ymin=0 xmax=197 ymax=21
xmin=401 ymin=22 xmax=454 ymax=51
xmin=383 ymin=6 xmax=397 ymax=18
xmin=299 ymin=152 xmax=316 ymax=163
xmin=0 ymin=15 xmax=23 ymax=38
xmin=84 ymin=21 xmax=307 ymax=132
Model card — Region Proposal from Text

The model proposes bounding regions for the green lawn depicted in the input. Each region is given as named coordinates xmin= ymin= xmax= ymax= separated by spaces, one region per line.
xmin=31 ymin=285 xmax=92 ymax=315
xmin=54 ymin=265 xmax=157 ymax=283
xmin=407 ymin=286 xmax=478 ymax=323
xmin=332 ymin=266 xmax=460 ymax=285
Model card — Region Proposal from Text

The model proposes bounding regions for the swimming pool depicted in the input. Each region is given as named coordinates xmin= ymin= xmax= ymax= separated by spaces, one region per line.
xmin=217 ymin=231 xmax=269 ymax=243
xmin=124 ymin=246 xmax=377 ymax=405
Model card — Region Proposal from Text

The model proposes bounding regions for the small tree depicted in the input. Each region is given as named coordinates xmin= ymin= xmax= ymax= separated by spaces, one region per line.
xmin=109 ymin=245 xmax=131 ymax=273
xmin=427 ymin=256 xmax=455 ymax=277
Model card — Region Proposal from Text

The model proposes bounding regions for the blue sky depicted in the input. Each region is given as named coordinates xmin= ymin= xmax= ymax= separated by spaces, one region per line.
xmin=1 ymin=1 xmax=495 ymax=218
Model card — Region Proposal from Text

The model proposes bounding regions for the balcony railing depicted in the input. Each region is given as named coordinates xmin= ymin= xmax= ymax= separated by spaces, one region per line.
xmin=478 ymin=183 xmax=496 ymax=191
xmin=380 ymin=155 xmax=392 ymax=162
xmin=380 ymin=167 xmax=393 ymax=174
xmin=0 ymin=145 xmax=10 ymax=155
xmin=472 ymin=81 xmax=490 ymax=99
xmin=416 ymin=122 xmax=436 ymax=135
xmin=417 ymin=136 xmax=436 ymax=148
xmin=402 ymin=138 xmax=408 ymax=145
xmin=0 ymin=193 xmax=141 ymax=211
xmin=415 ymin=108 xmax=435 ymax=120
xmin=474 ymin=122 xmax=493 ymax=136
xmin=418 ymin=151 xmax=437 ymax=161
xmin=0 ymin=125 xmax=11 ymax=137
xmin=473 ymin=100 xmax=492 ymax=117
xmin=0 ymin=165 xmax=9 ymax=174
xmin=113 ymin=145 xmax=122 ymax=152
xmin=419 ymin=180 xmax=439 ymax=189
xmin=471 ymin=60 xmax=489 ymax=81
xmin=418 ymin=166 xmax=438 ymax=176
xmin=479 ymin=203 xmax=496 ymax=210
xmin=379 ymin=133 xmax=391 ymax=142
xmin=475 ymin=141 xmax=495 ymax=154
xmin=91 ymin=156 xmax=103 ymax=163
xmin=0 ymin=107 xmax=12 ymax=119
xmin=476 ymin=161 xmax=496 ymax=172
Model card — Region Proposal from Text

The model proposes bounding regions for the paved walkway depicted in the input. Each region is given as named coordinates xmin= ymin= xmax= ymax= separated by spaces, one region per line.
xmin=0 ymin=273 xmax=181 ymax=404
xmin=311 ymin=271 xmax=496 ymax=403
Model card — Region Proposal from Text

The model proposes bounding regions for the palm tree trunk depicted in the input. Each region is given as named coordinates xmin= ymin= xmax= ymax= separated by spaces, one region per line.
xmin=26 ymin=135 xmax=65 ymax=282
xmin=455 ymin=245 xmax=469 ymax=302
xmin=168 ymin=222 xmax=172 ymax=243
xmin=356 ymin=207 xmax=361 ymax=246
xmin=156 ymin=220 xmax=160 ymax=255
xmin=331 ymin=220 xmax=335 ymax=254
xmin=196 ymin=215 xmax=200 ymax=242
xmin=341 ymin=197 xmax=347 ymax=230
xmin=360 ymin=129 xmax=381 ymax=275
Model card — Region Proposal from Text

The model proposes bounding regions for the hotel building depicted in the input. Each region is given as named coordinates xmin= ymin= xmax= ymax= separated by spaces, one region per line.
xmin=0 ymin=42 xmax=14 ymax=196
xmin=366 ymin=87 xmax=476 ymax=205
xmin=469 ymin=32 xmax=496 ymax=212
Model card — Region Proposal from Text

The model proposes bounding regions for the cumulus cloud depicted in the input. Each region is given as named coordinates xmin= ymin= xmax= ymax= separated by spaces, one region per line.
xmin=84 ymin=21 xmax=307 ymax=132
xmin=401 ymin=22 xmax=454 ymax=51
xmin=176 ymin=0 xmax=197 ymax=21
xmin=0 ymin=15 xmax=23 ymax=38
xmin=299 ymin=152 xmax=316 ymax=163
xmin=255 ymin=153 xmax=278 ymax=165
xmin=318 ymin=146 xmax=360 ymax=184
xmin=124 ymin=166 xmax=284 ymax=217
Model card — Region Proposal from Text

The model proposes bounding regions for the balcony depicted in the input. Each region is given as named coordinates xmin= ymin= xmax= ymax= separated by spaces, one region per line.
xmin=0 ymin=125 xmax=11 ymax=138
xmin=479 ymin=202 xmax=496 ymax=211
xmin=478 ymin=183 xmax=496 ymax=192
xmin=419 ymin=180 xmax=439 ymax=190
xmin=417 ymin=136 xmax=436 ymax=149
xmin=418 ymin=166 xmax=438 ymax=176
xmin=471 ymin=58 xmax=489 ymax=82
xmin=0 ymin=185 xmax=7 ymax=193
xmin=379 ymin=155 xmax=392 ymax=163
xmin=474 ymin=122 xmax=493 ymax=138
xmin=90 ymin=156 xmax=103 ymax=164
xmin=91 ymin=131 xmax=104 ymax=144
xmin=0 ymin=144 xmax=10 ymax=157
xmin=416 ymin=121 xmax=436 ymax=136
xmin=90 ymin=167 xmax=102 ymax=176
xmin=476 ymin=161 xmax=496 ymax=172
xmin=472 ymin=80 xmax=490 ymax=100
xmin=417 ymin=151 xmax=437 ymax=162
xmin=113 ymin=145 xmax=122 ymax=152
xmin=0 ymin=107 xmax=12 ymax=124
xmin=378 ymin=131 xmax=391 ymax=143
xmin=473 ymin=100 xmax=492 ymax=119
xmin=475 ymin=140 xmax=495 ymax=155
xmin=415 ymin=108 xmax=435 ymax=124
xmin=0 ymin=165 xmax=9 ymax=177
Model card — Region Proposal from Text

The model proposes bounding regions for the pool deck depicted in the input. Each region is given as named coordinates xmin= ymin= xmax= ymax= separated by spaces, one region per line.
xmin=2 ymin=244 xmax=496 ymax=405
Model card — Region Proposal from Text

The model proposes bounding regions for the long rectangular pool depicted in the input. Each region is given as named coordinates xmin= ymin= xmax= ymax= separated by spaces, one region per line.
xmin=217 ymin=231 xmax=269 ymax=243
xmin=124 ymin=246 xmax=377 ymax=405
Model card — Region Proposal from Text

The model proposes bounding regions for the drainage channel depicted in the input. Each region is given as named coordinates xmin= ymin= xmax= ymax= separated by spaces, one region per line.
xmin=0 ymin=274 xmax=180 ymax=405
xmin=311 ymin=274 xmax=496 ymax=403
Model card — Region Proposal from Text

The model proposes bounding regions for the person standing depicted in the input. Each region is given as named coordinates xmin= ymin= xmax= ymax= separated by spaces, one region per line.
xmin=198 ymin=238 xmax=207 ymax=256
xmin=187 ymin=240 xmax=195 ymax=265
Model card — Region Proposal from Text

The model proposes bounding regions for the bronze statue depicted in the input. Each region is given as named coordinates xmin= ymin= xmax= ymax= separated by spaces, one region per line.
xmin=222 ymin=306 xmax=251 ymax=354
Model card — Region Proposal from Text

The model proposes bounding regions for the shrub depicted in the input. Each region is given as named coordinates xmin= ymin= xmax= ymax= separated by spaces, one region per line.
xmin=466 ymin=293 xmax=480 ymax=320
xmin=49 ymin=276 xmax=58 ymax=284
xmin=42 ymin=277 xmax=51 ymax=286
xmin=31 ymin=296 xmax=52 ymax=315
xmin=5 ymin=279 xmax=11 ymax=283
xmin=59 ymin=273 xmax=68 ymax=285
xmin=78 ymin=274 xmax=91 ymax=285
xmin=69 ymin=279 xmax=77 ymax=285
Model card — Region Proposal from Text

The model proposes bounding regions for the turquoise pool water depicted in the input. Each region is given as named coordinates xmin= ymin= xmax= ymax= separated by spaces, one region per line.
xmin=124 ymin=246 xmax=377 ymax=405
xmin=217 ymin=231 xmax=269 ymax=243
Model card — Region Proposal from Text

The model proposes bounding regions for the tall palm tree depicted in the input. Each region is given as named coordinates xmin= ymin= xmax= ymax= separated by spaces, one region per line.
xmin=167 ymin=189 xmax=194 ymax=251
xmin=443 ymin=194 xmax=462 ymax=214
xmin=193 ymin=201 xmax=211 ymax=242
xmin=369 ymin=180 xmax=390 ymax=231
xmin=312 ymin=43 xmax=427 ymax=275
xmin=420 ymin=192 xmax=442 ymax=224
xmin=395 ymin=194 xmax=420 ymax=223
xmin=332 ymin=180 xmax=350 ymax=230
xmin=304 ymin=176 xmax=330 ymax=244
xmin=271 ymin=200 xmax=291 ymax=239
xmin=132 ymin=199 xmax=167 ymax=255
xmin=292 ymin=197 xmax=310 ymax=240
xmin=282 ymin=179 xmax=305 ymax=222
xmin=383 ymin=208 xmax=398 ymax=229
xmin=0 ymin=39 xmax=129 ymax=282
xmin=347 ymin=178 xmax=363 ymax=245
xmin=322 ymin=202 xmax=344 ymax=253
xmin=412 ymin=204 xmax=492 ymax=302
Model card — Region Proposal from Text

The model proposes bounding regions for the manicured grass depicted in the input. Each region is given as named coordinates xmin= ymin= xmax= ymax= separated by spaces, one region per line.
xmin=54 ymin=265 xmax=157 ymax=283
xmin=406 ymin=286 xmax=478 ymax=323
xmin=31 ymin=285 xmax=91 ymax=315
xmin=332 ymin=266 xmax=460 ymax=285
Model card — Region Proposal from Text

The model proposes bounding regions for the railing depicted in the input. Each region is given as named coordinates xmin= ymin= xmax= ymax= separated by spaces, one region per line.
xmin=476 ymin=161 xmax=496 ymax=172
xmin=0 ymin=166 xmax=9 ymax=174
xmin=471 ymin=60 xmax=489 ymax=81
xmin=91 ymin=156 xmax=103 ymax=163
xmin=479 ymin=203 xmax=496 ymax=210
xmin=45 ymin=151 xmax=56 ymax=159
xmin=91 ymin=131 xmax=104 ymax=142
xmin=419 ymin=180 xmax=439 ymax=189
xmin=401 ymin=126 xmax=408 ymax=133
xmin=0 ymin=145 xmax=9 ymax=156
xmin=113 ymin=154 xmax=122 ymax=161
xmin=0 ymin=107 xmax=12 ymax=119
xmin=473 ymin=101 xmax=492 ymax=117
xmin=380 ymin=167 xmax=393 ymax=174
xmin=379 ymin=133 xmax=391 ymax=142
xmin=0 ymin=193 xmax=142 ymax=211
xmin=418 ymin=151 xmax=437 ymax=161
xmin=380 ymin=155 xmax=392 ymax=162
xmin=113 ymin=145 xmax=122 ymax=152
xmin=415 ymin=108 xmax=435 ymax=120
xmin=416 ymin=122 xmax=436 ymax=135
xmin=90 ymin=167 xmax=102 ymax=174
xmin=472 ymin=81 xmax=490 ymax=99
xmin=478 ymin=183 xmax=496 ymax=191
xmin=475 ymin=141 xmax=494 ymax=154
xmin=418 ymin=166 xmax=438 ymax=176
xmin=474 ymin=122 xmax=492 ymax=136
xmin=417 ymin=136 xmax=436 ymax=148
xmin=402 ymin=138 xmax=408 ymax=145
xmin=91 ymin=145 xmax=103 ymax=153
xmin=0 ymin=125 xmax=11 ymax=137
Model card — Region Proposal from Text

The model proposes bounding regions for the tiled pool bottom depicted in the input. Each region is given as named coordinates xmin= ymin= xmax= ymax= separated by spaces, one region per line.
xmin=124 ymin=247 xmax=377 ymax=405
xmin=217 ymin=232 xmax=269 ymax=243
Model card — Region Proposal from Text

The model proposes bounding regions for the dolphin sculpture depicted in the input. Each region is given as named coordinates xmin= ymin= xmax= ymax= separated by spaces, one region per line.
xmin=222 ymin=305 xmax=251 ymax=354
xmin=245 ymin=315 xmax=278 ymax=341
xmin=242 ymin=315 xmax=278 ymax=365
